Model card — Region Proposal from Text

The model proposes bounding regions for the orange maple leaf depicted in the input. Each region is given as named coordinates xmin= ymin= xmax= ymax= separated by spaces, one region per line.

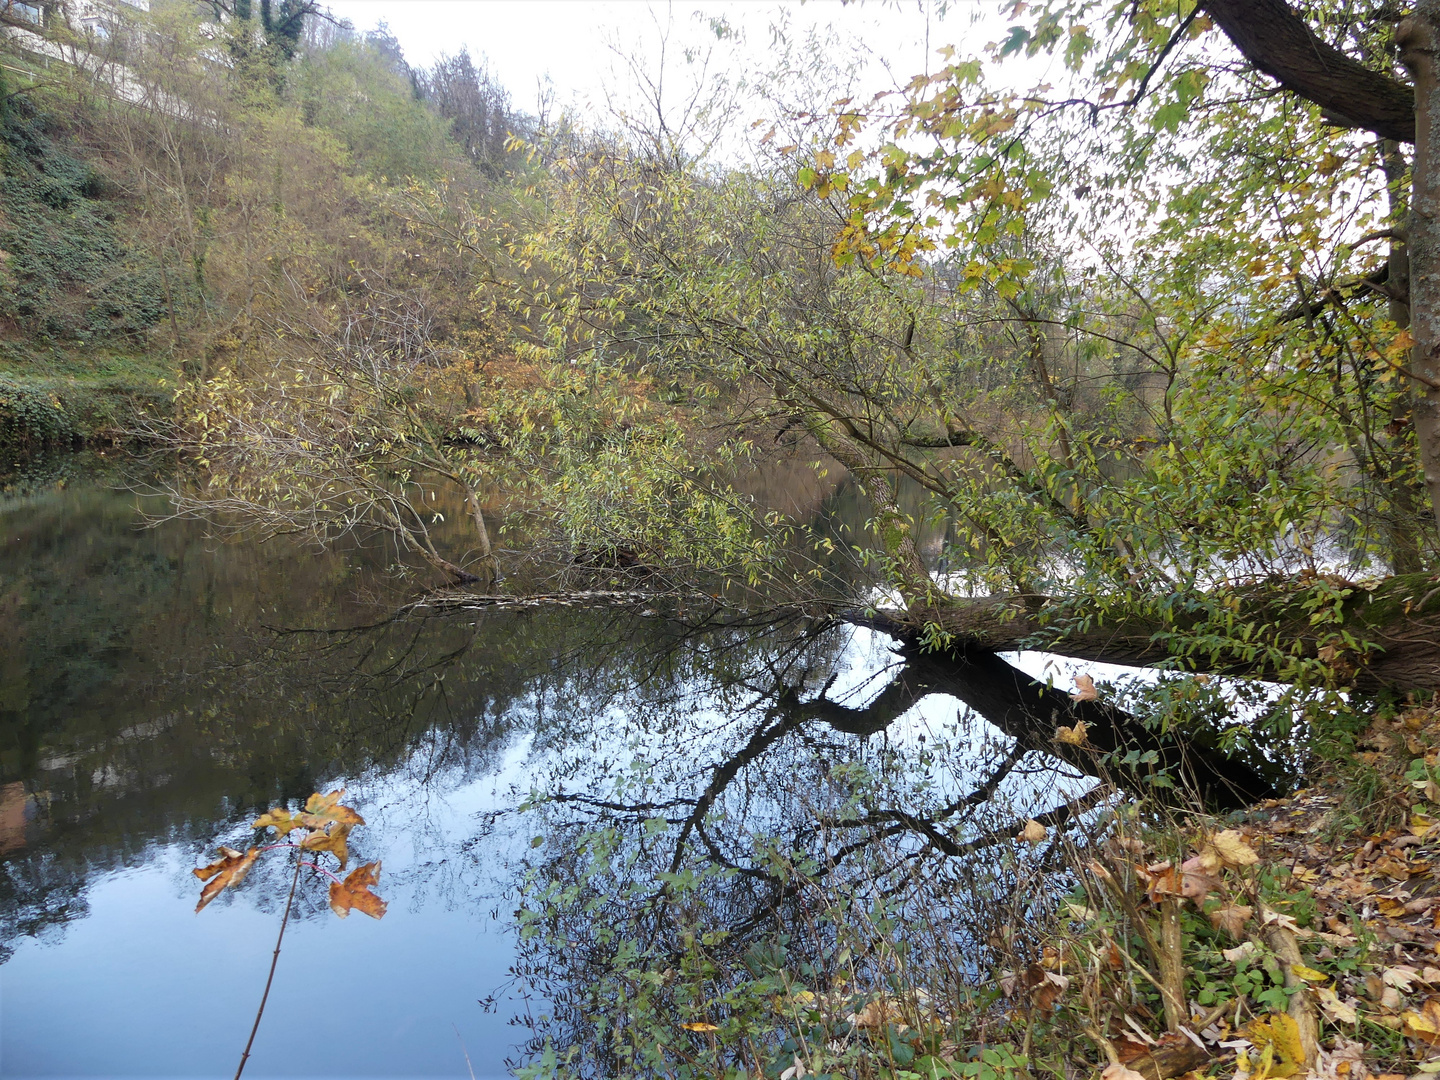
xmin=300 ymin=823 xmax=351 ymax=869
xmin=296 ymin=790 xmax=364 ymax=830
xmin=329 ymin=861 xmax=387 ymax=919
xmin=194 ymin=846 xmax=261 ymax=912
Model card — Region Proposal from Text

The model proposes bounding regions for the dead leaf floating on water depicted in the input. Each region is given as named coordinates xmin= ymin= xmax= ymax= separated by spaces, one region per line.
xmin=1071 ymin=674 xmax=1098 ymax=702
xmin=193 ymin=845 xmax=260 ymax=912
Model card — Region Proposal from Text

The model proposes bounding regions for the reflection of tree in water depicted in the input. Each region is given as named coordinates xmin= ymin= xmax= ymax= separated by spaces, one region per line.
xmin=0 ymin=552 xmax=869 ymax=958
xmin=496 ymin=619 xmax=1113 ymax=1073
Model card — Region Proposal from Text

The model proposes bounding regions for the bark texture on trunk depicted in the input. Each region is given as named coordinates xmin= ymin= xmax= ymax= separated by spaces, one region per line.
xmin=1402 ymin=7 xmax=1440 ymax=539
xmin=1205 ymin=0 xmax=1415 ymax=142
xmin=1383 ymin=141 xmax=1426 ymax=574
xmin=869 ymin=572 xmax=1440 ymax=694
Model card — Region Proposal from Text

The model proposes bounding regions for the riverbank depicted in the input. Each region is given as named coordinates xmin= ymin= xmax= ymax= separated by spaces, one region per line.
xmin=0 ymin=342 xmax=172 ymax=456
xmin=513 ymin=702 xmax=1440 ymax=1080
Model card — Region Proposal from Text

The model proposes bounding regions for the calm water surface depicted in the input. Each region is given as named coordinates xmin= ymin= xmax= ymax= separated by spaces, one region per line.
xmin=0 ymin=455 xmax=1086 ymax=1079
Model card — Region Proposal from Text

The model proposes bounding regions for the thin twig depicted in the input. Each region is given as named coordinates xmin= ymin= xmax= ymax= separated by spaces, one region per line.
xmin=234 ymin=853 xmax=304 ymax=1080
xmin=454 ymin=1024 xmax=478 ymax=1080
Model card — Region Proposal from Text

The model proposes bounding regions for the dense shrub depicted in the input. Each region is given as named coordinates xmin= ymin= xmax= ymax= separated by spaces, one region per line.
xmin=0 ymin=376 xmax=77 ymax=452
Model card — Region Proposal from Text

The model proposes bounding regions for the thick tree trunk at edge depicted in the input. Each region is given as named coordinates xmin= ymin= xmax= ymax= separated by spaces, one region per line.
xmin=1400 ymin=9 xmax=1440 ymax=537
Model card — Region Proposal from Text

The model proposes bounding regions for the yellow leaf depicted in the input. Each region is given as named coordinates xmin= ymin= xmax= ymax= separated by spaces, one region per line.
xmin=1403 ymin=997 xmax=1440 ymax=1044
xmin=681 ymin=1022 xmax=719 ymax=1032
xmin=1211 ymin=829 xmax=1259 ymax=868
xmin=1244 ymin=1012 xmax=1304 ymax=1078
xmin=1055 ymin=720 xmax=1089 ymax=745
xmin=1291 ymin=962 xmax=1330 ymax=983
xmin=253 ymin=807 xmax=300 ymax=837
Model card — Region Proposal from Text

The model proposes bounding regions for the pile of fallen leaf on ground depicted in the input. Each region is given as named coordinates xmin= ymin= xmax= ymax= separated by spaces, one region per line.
xmin=1006 ymin=703 xmax=1440 ymax=1080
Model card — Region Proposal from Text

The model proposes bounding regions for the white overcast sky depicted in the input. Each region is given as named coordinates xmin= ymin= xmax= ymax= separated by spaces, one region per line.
xmin=322 ymin=1 xmax=1025 ymax=120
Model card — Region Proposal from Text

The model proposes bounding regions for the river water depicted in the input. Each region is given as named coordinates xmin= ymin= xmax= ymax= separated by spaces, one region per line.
xmin=0 ymin=454 xmax=1102 ymax=1079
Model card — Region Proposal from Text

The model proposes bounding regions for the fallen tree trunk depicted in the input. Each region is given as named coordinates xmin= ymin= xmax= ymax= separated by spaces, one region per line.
xmin=873 ymin=572 xmax=1440 ymax=694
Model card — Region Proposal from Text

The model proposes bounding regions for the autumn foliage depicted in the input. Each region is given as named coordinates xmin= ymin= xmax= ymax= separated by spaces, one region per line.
xmin=193 ymin=790 xmax=385 ymax=919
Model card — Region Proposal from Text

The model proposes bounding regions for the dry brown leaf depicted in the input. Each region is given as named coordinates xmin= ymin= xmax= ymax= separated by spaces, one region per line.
xmin=300 ymin=823 xmax=351 ymax=869
xmin=1384 ymin=965 xmax=1422 ymax=992
xmin=847 ymin=998 xmax=901 ymax=1029
xmin=1071 ymin=674 xmax=1098 ymax=702
xmin=1211 ymin=829 xmax=1260 ymax=868
xmin=1372 ymin=855 xmax=1413 ymax=880
xmin=1177 ymin=854 xmax=1223 ymax=903
xmin=1104 ymin=939 xmax=1124 ymax=969
xmin=1138 ymin=860 xmax=1181 ymax=904
xmin=1313 ymin=1036 xmax=1367 ymax=1080
xmin=1315 ymin=986 xmax=1359 ymax=1025
xmin=1033 ymin=969 xmax=1068 ymax=1015
xmin=328 ymin=860 xmax=387 ymax=919
xmin=1113 ymin=1033 xmax=1152 ymax=1065
xmin=1209 ymin=902 xmax=1254 ymax=938
xmin=1100 ymin=1066 xmax=1147 ymax=1080
xmin=1224 ymin=941 xmax=1258 ymax=963
xmin=1019 ymin=819 xmax=1048 ymax=844
xmin=193 ymin=846 xmax=261 ymax=913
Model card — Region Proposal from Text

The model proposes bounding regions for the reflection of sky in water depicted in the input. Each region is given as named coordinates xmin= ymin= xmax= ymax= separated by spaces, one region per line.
xmin=0 ymin=468 xmax=1153 ymax=1079
xmin=2 ymin=737 xmax=536 ymax=1080
xmin=0 ymin=621 xmax=1097 ymax=1079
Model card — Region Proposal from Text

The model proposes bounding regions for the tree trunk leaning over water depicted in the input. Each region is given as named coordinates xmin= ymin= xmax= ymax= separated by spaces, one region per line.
xmin=867 ymin=572 xmax=1440 ymax=695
